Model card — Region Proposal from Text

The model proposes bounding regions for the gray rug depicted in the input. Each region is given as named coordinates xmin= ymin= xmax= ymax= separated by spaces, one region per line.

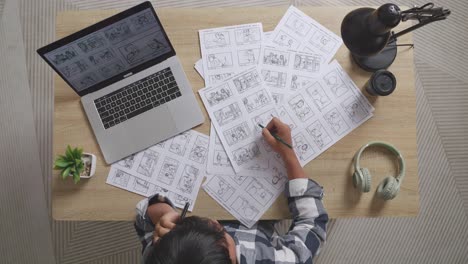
xmin=3 ymin=0 xmax=467 ymax=262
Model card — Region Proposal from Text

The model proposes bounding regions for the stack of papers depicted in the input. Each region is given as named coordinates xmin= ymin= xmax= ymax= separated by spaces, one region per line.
xmin=106 ymin=6 xmax=374 ymax=227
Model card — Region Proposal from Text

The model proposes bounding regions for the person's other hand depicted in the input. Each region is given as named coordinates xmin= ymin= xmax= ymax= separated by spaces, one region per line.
xmin=155 ymin=211 xmax=179 ymax=240
xmin=262 ymin=117 xmax=295 ymax=158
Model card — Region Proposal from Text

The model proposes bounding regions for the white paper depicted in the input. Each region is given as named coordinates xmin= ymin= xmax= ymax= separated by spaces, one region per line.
xmin=199 ymin=23 xmax=263 ymax=86
xmin=199 ymin=67 xmax=279 ymax=173
xmin=260 ymin=45 xmax=325 ymax=105
xmin=203 ymin=170 xmax=287 ymax=227
xmin=106 ymin=130 xmax=209 ymax=211
xmin=280 ymin=60 xmax=374 ymax=166
xmin=269 ymin=6 xmax=343 ymax=64
xmin=206 ymin=124 xmax=283 ymax=177
xmin=194 ymin=31 xmax=272 ymax=82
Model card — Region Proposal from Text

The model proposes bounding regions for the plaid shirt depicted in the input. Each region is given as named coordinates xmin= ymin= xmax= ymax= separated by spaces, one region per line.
xmin=135 ymin=178 xmax=328 ymax=264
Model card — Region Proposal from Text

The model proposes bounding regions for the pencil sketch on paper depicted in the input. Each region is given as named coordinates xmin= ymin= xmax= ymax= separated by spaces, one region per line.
xmin=207 ymin=52 xmax=233 ymax=69
xmin=247 ymin=178 xmax=274 ymax=206
xmin=213 ymin=150 xmax=231 ymax=167
xmin=118 ymin=154 xmax=136 ymax=169
xmin=323 ymin=70 xmax=349 ymax=98
xmin=235 ymin=27 xmax=261 ymax=45
xmin=232 ymin=70 xmax=261 ymax=94
xmin=214 ymin=103 xmax=242 ymax=126
xmin=223 ymin=122 xmax=251 ymax=146
xmin=204 ymin=31 xmax=230 ymax=49
xmin=206 ymin=176 xmax=235 ymax=202
xmin=293 ymin=54 xmax=321 ymax=73
xmin=285 ymin=14 xmax=311 ymax=36
xmin=189 ymin=136 xmax=209 ymax=164
xmin=278 ymin=106 xmax=297 ymax=130
xmin=238 ymin=49 xmax=259 ymax=66
xmin=50 ymin=46 xmax=77 ymax=66
xmin=153 ymin=185 xmax=170 ymax=196
xmin=209 ymin=73 xmax=233 ymax=84
xmin=309 ymin=29 xmax=339 ymax=53
xmin=99 ymin=60 xmax=125 ymax=78
xmin=177 ymin=165 xmax=199 ymax=194
xmin=271 ymin=166 xmax=287 ymax=189
xmin=134 ymin=178 xmax=150 ymax=194
xmin=324 ymin=108 xmax=350 ymax=136
xmin=59 ymin=60 xmax=89 ymax=78
xmin=248 ymin=158 xmax=271 ymax=171
xmin=104 ymin=22 xmax=132 ymax=44
xmin=112 ymin=169 xmax=130 ymax=187
xmin=271 ymin=93 xmax=285 ymax=105
xmin=290 ymin=74 xmax=316 ymax=91
xmin=288 ymin=94 xmax=314 ymax=122
xmin=173 ymin=194 xmax=191 ymax=206
xmin=242 ymin=89 xmax=272 ymax=113
xmin=206 ymin=84 xmax=234 ymax=107
xmin=228 ymin=174 xmax=247 ymax=185
xmin=293 ymin=132 xmax=316 ymax=162
xmin=272 ymin=30 xmax=299 ymax=49
xmin=154 ymin=141 xmax=166 ymax=149
xmin=130 ymin=11 xmax=155 ymax=31
xmin=306 ymin=82 xmax=332 ymax=111
xmin=88 ymin=48 xmax=115 ymax=66
xmin=306 ymin=120 xmax=332 ymax=150
xmin=157 ymin=157 xmax=180 ymax=185
xmin=169 ymin=131 xmax=192 ymax=156
xmin=231 ymin=197 xmax=259 ymax=219
xmin=77 ymin=34 xmax=105 ymax=53
xmin=341 ymin=96 xmax=368 ymax=124
xmin=137 ymin=149 xmax=159 ymax=177
xmin=261 ymin=69 xmax=287 ymax=89
xmin=252 ymin=109 xmax=277 ymax=131
xmin=263 ymin=49 xmax=289 ymax=67
xmin=232 ymin=142 xmax=261 ymax=166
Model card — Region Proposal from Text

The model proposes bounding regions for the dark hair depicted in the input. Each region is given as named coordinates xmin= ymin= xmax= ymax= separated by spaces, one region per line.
xmin=146 ymin=216 xmax=232 ymax=264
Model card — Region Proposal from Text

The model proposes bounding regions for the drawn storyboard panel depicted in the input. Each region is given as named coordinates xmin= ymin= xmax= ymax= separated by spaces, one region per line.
xmin=203 ymin=170 xmax=287 ymax=227
xmin=260 ymin=45 xmax=324 ymax=105
xmin=279 ymin=61 xmax=374 ymax=166
xmin=207 ymin=124 xmax=284 ymax=177
xmin=195 ymin=31 xmax=272 ymax=83
xmin=106 ymin=130 xmax=209 ymax=211
xmin=199 ymin=67 xmax=279 ymax=173
xmin=269 ymin=6 xmax=342 ymax=64
xmin=199 ymin=23 xmax=263 ymax=86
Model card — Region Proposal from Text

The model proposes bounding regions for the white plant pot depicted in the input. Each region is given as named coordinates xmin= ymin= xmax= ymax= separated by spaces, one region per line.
xmin=80 ymin=153 xmax=97 ymax=179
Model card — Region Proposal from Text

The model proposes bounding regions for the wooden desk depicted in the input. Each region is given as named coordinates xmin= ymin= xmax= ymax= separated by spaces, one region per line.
xmin=53 ymin=7 xmax=419 ymax=221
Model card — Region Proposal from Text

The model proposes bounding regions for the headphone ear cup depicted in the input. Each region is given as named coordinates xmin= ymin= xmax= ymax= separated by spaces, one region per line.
xmin=360 ymin=168 xmax=371 ymax=193
xmin=377 ymin=177 xmax=399 ymax=200
xmin=353 ymin=168 xmax=371 ymax=192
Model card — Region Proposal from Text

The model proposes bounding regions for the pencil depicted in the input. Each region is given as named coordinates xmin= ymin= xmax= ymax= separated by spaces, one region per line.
xmin=258 ymin=124 xmax=293 ymax=149
xmin=180 ymin=202 xmax=190 ymax=220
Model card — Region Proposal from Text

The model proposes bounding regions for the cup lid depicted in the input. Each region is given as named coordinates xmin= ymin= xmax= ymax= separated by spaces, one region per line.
xmin=371 ymin=70 xmax=396 ymax=96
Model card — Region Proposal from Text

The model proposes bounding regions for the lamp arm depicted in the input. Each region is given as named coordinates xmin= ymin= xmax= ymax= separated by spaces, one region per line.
xmin=390 ymin=3 xmax=450 ymax=40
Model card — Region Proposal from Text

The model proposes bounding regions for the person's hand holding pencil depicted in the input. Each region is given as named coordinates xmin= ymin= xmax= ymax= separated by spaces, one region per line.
xmin=261 ymin=117 xmax=307 ymax=180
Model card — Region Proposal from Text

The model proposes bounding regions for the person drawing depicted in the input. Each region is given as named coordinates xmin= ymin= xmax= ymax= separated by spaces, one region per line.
xmin=134 ymin=117 xmax=328 ymax=264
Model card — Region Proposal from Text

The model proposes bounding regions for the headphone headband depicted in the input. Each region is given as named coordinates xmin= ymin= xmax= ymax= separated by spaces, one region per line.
xmin=353 ymin=141 xmax=405 ymax=182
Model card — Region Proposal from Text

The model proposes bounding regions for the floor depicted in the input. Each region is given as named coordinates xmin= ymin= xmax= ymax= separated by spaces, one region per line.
xmin=1 ymin=0 xmax=467 ymax=263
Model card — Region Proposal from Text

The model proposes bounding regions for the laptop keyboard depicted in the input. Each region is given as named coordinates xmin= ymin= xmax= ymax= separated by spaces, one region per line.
xmin=94 ymin=68 xmax=181 ymax=129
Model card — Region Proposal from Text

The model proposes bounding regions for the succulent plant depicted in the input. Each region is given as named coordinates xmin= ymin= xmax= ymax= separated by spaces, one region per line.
xmin=54 ymin=145 xmax=85 ymax=184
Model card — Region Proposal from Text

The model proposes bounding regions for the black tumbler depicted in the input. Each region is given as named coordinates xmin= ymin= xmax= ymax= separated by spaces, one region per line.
xmin=365 ymin=69 xmax=396 ymax=96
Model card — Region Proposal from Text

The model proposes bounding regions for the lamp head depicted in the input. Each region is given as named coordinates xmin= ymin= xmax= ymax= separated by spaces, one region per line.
xmin=341 ymin=4 xmax=401 ymax=57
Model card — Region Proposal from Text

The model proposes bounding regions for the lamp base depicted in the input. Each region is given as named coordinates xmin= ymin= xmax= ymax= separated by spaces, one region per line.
xmin=352 ymin=43 xmax=397 ymax=72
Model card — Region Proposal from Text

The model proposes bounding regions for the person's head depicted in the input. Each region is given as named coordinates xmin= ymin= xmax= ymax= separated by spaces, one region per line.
xmin=146 ymin=216 xmax=236 ymax=264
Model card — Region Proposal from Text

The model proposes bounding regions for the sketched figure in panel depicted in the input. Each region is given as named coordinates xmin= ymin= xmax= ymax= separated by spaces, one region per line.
xmin=178 ymin=166 xmax=199 ymax=193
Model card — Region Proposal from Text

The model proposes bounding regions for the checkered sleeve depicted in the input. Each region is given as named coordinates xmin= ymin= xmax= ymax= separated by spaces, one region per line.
xmin=266 ymin=178 xmax=328 ymax=264
xmin=134 ymin=193 xmax=175 ymax=254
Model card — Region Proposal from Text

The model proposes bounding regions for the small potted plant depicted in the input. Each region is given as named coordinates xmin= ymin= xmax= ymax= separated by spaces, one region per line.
xmin=54 ymin=145 xmax=96 ymax=183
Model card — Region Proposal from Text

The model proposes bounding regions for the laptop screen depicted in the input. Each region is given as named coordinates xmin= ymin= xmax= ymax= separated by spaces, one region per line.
xmin=39 ymin=3 xmax=174 ymax=95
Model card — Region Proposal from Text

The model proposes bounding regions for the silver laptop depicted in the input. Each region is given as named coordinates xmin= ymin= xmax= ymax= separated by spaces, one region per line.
xmin=38 ymin=2 xmax=204 ymax=164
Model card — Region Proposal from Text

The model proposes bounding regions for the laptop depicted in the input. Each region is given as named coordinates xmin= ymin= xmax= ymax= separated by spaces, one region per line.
xmin=37 ymin=1 xmax=204 ymax=164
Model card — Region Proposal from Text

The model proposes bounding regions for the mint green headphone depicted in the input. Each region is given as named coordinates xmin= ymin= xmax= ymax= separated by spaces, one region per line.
xmin=352 ymin=141 xmax=406 ymax=200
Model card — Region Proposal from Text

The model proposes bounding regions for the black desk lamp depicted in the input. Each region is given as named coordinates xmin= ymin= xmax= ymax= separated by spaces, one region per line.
xmin=341 ymin=3 xmax=450 ymax=72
